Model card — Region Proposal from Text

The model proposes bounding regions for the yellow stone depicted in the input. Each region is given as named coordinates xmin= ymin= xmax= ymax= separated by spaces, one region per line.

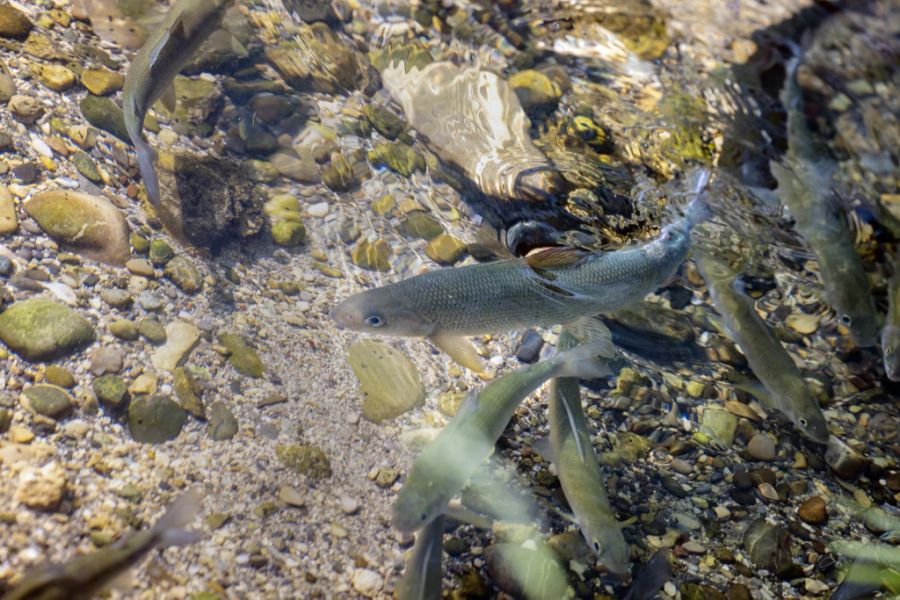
xmin=80 ymin=68 xmax=125 ymax=96
xmin=38 ymin=156 xmax=56 ymax=171
xmin=786 ymin=313 xmax=818 ymax=335
xmin=129 ymin=374 xmax=158 ymax=396
xmin=371 ymin=194 xmax=395 ymax=215
xmin=398 ymin=197 xmax=424 ymax=214
xmin=425 ymin=233 xmax=467 ymax=265
xmin=34 ymin=63 xmax=77 ymax=92
xmin=8 ymin=425 xmax=35 ymax=444
xmin=686 ymin=380 xmax=705 ymax=397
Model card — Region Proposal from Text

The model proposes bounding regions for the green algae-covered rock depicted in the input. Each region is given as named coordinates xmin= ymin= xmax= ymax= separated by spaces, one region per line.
xmin=110 ymin=319 xmax=139 ymax=341
xmin=164 ymin=256 xmax=203 ymax=294
xmin=149 ymin=239 xmax=175 ymax=265
xmin=509 ymin=69 xmax=563 ymax=113
xmin=80 ymin=94 xmax=129 ymax=142
xmin=322 ymin=151 xmax=370 ymax=192
xmin=128 ymin=394 xmax=188 ymax=443
xmin=93 ymin=374 xmax=128 ymax=409
xmin=219 ymin=333 xmax=263 ymax=378
xmin=155 ymin=76 xmax=223 ymax=138
xmin=264 ymin=194 xmax=307 ymax=247
xmin=44 ymin=365 xmax=75 ymax=388
xmin=72 ymin=151 xmax=102 ymax=183
xmin=347 ymin=339 xmax=425 ymax=422
xmin=0 ymin=298 xmax=94 ymax=361
xmin=700 ymin=407 xmax=738 ymax=447
xmin=398 ymin=211 xmax=443 ymax=240
xmin=173 ymin=367 xmax=204 ymax=419
xmin=21 ymin=384 xmax=74 ymax=419
xmin=276 ymin=443 xmax=331 ymax=479
xmin=138 ymin=319 xmax=167 ymax=344
xmin=363 ymin=104 xmax=407 ymax=140
xmin=351 ymin=238 xmax=392 ymax=272
xmin=425 ymin=233 xmax=467 ymax=265
xmin=367 ymin=141 xmax=424 ymax=178
xmin=207 ymin=401 xmax=238 ymax=441
xmin=271 ymin=220 xmax=306 ymax=247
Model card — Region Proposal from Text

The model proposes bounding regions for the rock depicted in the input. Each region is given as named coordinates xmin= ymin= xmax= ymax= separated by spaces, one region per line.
xmin=681 ymin=584 xmax=726 ymax=600
xmin=747 ymin=433 xmax=776 ymax=461
xmin=90 ymin=346 xmax=125 ymax=376
xmin=350 ymin=569 xmax=381 ymax=598
xmin=0 ymin=69 xmax=15 ymax=103
xmin=164 ymin=256 xmax=203 ymax=294
xmin=515 ymin=330 xmax=545 ymax=364
xmin=742 ymin=518 xmax=792 ymax=573
xmin=110 ymin=319 xmax=139 ymax=341
xmin=44 ymin=365 xmax=75 ymax=388
xmin=786 ymin=313 xmax=818 ymax=334
xmin=367 ymin=141 xmax=424 ymax=177
xmin=275 ymin=443 xmax=331 ymax=479
xmin=425 ymin=233 xmax=467 ymax=265
xmin=8 ymin=94 xmax=45 ymax=124
xmin=282 ymin=0 xmax=335 ymax=23
xmin=72 ymin=151 xmax=102 ymax=183
xmin=264 ymin=194 xmax=306 ymax=247
xmin=825 ymin=437 xmax=869 ymax=479
xmin=0 ymin=5 xmax=33 ymax=40
xmin=126 ymin=259 xmax=155 ymax=278
xmin=21 ymin=385 xmax=74 ymax=419
xmin=347 ymin=340 xmax=425 ymax=422
xmin=25 ymin=190 xmax=130 ymax=266
xmin=725 ymin=583 xmax=752 ymax=600
xmin=364 ymin=104 xmax=407 ymax=140
xmin=351 ymin=238 xmax=392 ymax=271
xmin=219 ymin=333 xmax=263 ymax=378
xmin=149 ymin=239 xmax=175 ymax=265
xmin=128 ymin=394 xmax=188 ymax=444
xmin=271 ymin=220 xmax=306 ymax=247
xmin=80 ymin=68 xmax=124 ymax=96
xmin=207 ymin=401 xmax=238 ymax=440
xmin=92 ymin=375 xmax=128 ymax=409
xmin=15 ymin=463 xmax=66 ymax=512
xmin=157 ymin=152 xmax=264 ymax=249
xmin=0 ymin=298 xmax=94 ymax=361
xmin=129 ymin=232 xmax=150 ymax=254
xmin=151 ymin=322 xmax=200 ymax=371
xmin=509 ymin=69 xmax=564 ymax=113
xmin=798 ymin=496 xmax=827 ymax=525
xmin=322 ymin=151 xmax=370 ymax=192
xmin=173 ymin=367 xmax=204 ymax=419
xmin=0 ymin=184 xmax=17 ymax=235
xmin=0 ymin=407 xmax=11 ymax=433
xmin=700 ymin=408 xmax=738 ymax=447
xmin=398 ymin=212 xmax=443 ymax=240
xmin=100 ymin=288 xmax=132 ymax=308
xmin=34 ymin=63 xmax=76 ymax=92
xmin=156 ymin=76 xmax=223 ymax=138
xmin=484 ymin=541 xmax=568 ymax=600
xmin=269 ymin=148 xmax=319 ymax=183
xmin=79 ymin=94 xmax=129 ymax=142
xmin=339 ymin=495 xmax=359 ymax=515
xmin=139 ymin=319 xmax=167 ymax=344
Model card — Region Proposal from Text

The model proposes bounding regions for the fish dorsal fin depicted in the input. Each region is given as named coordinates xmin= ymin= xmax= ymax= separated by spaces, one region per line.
xmin=525 ymin=247 xmax=589 ymax=270
xmin=429 ymin=332 xmax=485 ymax=374
xmin=160 ymin=83 xmax=177 ymax=113
xmin=564 ymin=318 xmax=615 ymax=353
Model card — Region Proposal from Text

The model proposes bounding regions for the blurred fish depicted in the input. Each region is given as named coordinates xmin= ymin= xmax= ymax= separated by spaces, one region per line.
xmin=486 ymin=527 xmax=570 ymax=600
xmin=770 ymin=45 xmax=879 ymax=346
xmin=695 ymin=252 xmax=830 ymax=443
xmin=396 ymin=515 xmax=444 ymax=600
xmin=123 ymin=0 xmax=233 ymax=205
xmin=547 ymin=328 xmax=629 ymax=576
xmin=882 ymin=270 xmax=900 ymax=381
xmin=332 ymin=185 xmax=711 ymax=372
xmin=2 ymin=488 xmax=203 ymax=600
xmin=393 ymin=341 xmax=615 ymax=533
xmin=623 ymin=549 xmax=672 ymax=600
xmin=831 ymin=558 xmax=886 ymax=600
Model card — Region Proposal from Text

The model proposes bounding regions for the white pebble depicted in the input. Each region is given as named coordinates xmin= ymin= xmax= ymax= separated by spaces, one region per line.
xmin=339 ymin=495 xmax=359 ymax=515
xmin=30 ymin=135 xmax=53 ymax=157
xmin=307 ymin=202 xmax=330 ymax=217
xmin=350 ymin=569 xmax=381 ymax=598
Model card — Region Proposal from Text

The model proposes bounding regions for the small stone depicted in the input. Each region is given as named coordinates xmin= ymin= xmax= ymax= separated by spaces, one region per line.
xmin=367 ymin=141 xmax=424 ymax=177
xmin=80 ymin=68 xmax=124 ymax=96
xmin=798 ymin=496 xmax=828 ymax=525
xmin=786 ymin=313 xmax=818 ymax=334
xmin=351 ymin=238 xmax=392 ymax=271
xmin=0 ymin=6 xmax=33 ymax=39
xmin=0 ymin=184 xmax=17 ymax=235
xmin=276 ymin=443 xmax=331 ymax=479
xmin=8 ymin=424 xmax=33 ymax=443
xmin=758 ymin=482 xmax=779 ymax=501
xmin=21 ymin=385 xmax=74 ymax=419
xmin=825 ymin=437 xmax=869 ymax=479
xmin=110 ymin=319 xmax=139 ymax=341
xmin=149 ymin=239 xmax=175 ymax=265
xmin=347 ymin=340 xmax=425 ymax=422
xmin=15 ymin=463 xmax=66 ymax=512
xmin=151 ymin=322 xmax=201 ymax=371
xmin=0 ymin=298 xmax=95 ymax=361
xmin=129 ymin=374 xmax=158 ymax=397
xmin=322 ymin=152 xmax=369 ymax=192
xmin=173 ymin=367 xmax=204 ymax=419
xmin=374 ymin=467 xmax=399 ymax=488
xmin=207 ymin=401 xmax=238 ymax=441
xmin=425 ymin=233 xmax=467 ymax=265
xmin=90 ymin=346 xmax=125 ymax=376
xmin=100 ymin=288 xmax=132 ymax=308
xmin=164 ymin=256 xmax=203 ymax=294
xmin=8 ymin=95 xmax=45 ymax=124
xmin=139 ymin=319 xmax=167 ymax=344
xmin=271 ymin=220 xmax=306 ymax=246
xmin=351 ymin=569 xmax=381 ymax=598
xmin=515 ymin=330 xmax=544 ymax=364
xmin=747 ymin=433 xmax=776 ymax=461
xmin=218 ymin=333 xmax=264 ymax=378
xmin=339 ymin=495 xmax=359 ymax=515
xmin=34 ymin=63 xmax=76 ymax=92
xmin=509 ymin=69 xmax=564 ymax=113
xmin=128 ymin=395 xmax=187 ymax=444
xmin=80 ymin=94 xmax=129 ymax=141
xmin=742 ymin=518 xmax=792 ymax=573
xmin=92 ymin=375 xmax=128 ymax=408
xmin=278 ymin=485 xmax=305 ymax=507
xmin=44 ymin=365 xmax=75 ymax=388
xmin=0 ymin=407 xmax=11 ymax=433
xmin=701 ymin=408 xmax=737 ymax=447
xmin=725 ymin=583 xmax=752 ymax=600
xmin=306 ymin=202 xmax=329 ymax=218
xmin=682 ymin=541 xmax=706 ymax=554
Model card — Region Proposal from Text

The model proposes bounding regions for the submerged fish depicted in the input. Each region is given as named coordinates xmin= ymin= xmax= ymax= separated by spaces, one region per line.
xmin=392 ymin=341 xmax=614 ymax=533
xmin=486 ymin=527 xmax=570 ymax=600
xmin=695 ymin=252 xmax=830 ymax=443
xmin=771 ymin=47 xmax=879 ymax=346
xmin=332 ymin=192 xmax=710 ymax=371
xmin=123 ymin=0 xmax=232 ymax=205
xmin=397 ymin=515 xmax=444 ymax=600
xmin=2 ymin=488 xmax=203 ymax=600
xmin=623 ymin=549 xmax=672 ymax=600
xmin=882 ymin=271 xmax=900 ymax=381
xmin=548 ymin=328 xmax=629 ymax=576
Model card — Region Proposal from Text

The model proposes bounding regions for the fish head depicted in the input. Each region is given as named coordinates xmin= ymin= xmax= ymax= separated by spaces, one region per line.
xmin=391 ymin=484 xmax=444 ymax=533
xmin=821 ymin=268 xmax=879 ymax=347
xmin=780 ymin=383 xmax=830 ymax=444
xmin=330 ymin=288 xmax=434 ymax=336
xmin=882 ymin=325 xmax=900 ymax=382
xmin=585 ymin=521 xmax=630 ymax=578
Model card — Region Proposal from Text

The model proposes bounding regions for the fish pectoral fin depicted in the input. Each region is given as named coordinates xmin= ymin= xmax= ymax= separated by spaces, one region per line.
xmin=525 ymin=246 xmax=589 ymax=270
xmin=160 ymin=83 xmax=177 ymax=113
xmin=564 ymin=318 xmax=616 ymax=357
xmin=430 ymin=333 xmax=485 ymax=373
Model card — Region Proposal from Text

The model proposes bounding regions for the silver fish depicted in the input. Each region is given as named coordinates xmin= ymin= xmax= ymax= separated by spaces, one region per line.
xmin=123 ymin=0 xmax=232 ymax=205
xmin=2 ymin=488 xmax=203 ymax=600
xmin=882 ymin=271 xmax=900 ymax=381
xmin=396 ymin=515 xmax=444 ymax=600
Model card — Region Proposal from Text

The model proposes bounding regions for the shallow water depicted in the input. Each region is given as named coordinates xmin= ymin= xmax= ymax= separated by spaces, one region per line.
xmin=0 ymin=0 xmax=898 ymax=599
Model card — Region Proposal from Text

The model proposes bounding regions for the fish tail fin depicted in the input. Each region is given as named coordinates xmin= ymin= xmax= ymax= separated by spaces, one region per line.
xmin=556 ymin=342 xmax=614 ymax=380
xmin=135 ymin=138 xmax=161 ymax=205
xmin=151 ymin=488 xmax=204 ymax=548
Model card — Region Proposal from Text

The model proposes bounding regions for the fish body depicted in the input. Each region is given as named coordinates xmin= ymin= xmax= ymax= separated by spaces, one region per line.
xmin=332 ymin=197 xmax=707 ymax=370
xmin=623 ymin=549 xmax=672 ymax=600
xmin=882 ymin=271 xmax=900 ymax=381
xmin=2 ymin=489 xmax=203 ymax=600
xmin=123 ymin=0 xmax=232 ymax=204
xmin=696 ymin=253 xmax=830 ymax=443
xmin=772 ymin=48 xmax=878 ymax=346
xmin=392 ymin=342 xmax=613 ymax=533
xmin=549 ymin=329 xmax=629 ymax=575
xmin=397 ymin=515 xmax=444 ymax=600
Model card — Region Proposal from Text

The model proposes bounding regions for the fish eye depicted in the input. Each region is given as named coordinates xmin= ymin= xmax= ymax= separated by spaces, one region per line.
xmin=365 ymin=314 xmax=386 ymax=328
xmin=593 ymin=541 xmax=601 ymax=552
xmin=840 ymin=315 xmax=852 ymax=326
xmin=799 ymin=417 xmax=808 ymax=427
xmin=420 ymin=513 xmax=427 ymax=522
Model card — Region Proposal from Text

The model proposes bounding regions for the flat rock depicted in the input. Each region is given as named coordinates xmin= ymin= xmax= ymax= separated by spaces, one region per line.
xmin=128 ymin=394 xmax=187 ymax=444
xmin=219 ymin=332 xmax=263 ymax=378
xmin=347 ymin=339 xmax=425 ymax=422
xmin=747 ymin=432 xmax=776 ymax=461
xmin=0 ymin=298 xmax=95 ymax=361
xmin=21 ymin=384 xmax=74 ymax=419
xmin=15 ymin=463 xmax=66 ymax=512
xmin=207 ymin=401 xmax=238 ymax=440
xmin=151 ymin=322 xmax=200 ymax=371
xmin=0 ymin=184 xmax=17 ymax=235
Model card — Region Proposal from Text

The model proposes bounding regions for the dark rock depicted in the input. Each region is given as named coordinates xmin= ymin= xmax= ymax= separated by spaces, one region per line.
xmin=173 ymin=367 xmax=204 ymax=418
xmin=218 ymin=332 xmax=263 ymax=378
xmin=515 ymin=330 xmax=544 ymax=363
xmin=0 ymin=5 xmax=33 ymax=40
xmin=93 ymin=375 xmax=128 ymax=409
xmin=742 ymin=518 xmax=793 ymax=575
xmin=21 ymin=385 xmax=74 ymax=419
xmin=80 ymin=95 xmax=129 ymax=142
xmin=207 ymin=401 xmax=238 ymax=440
xmin=128 ymin=394 xmax=188 ymax=444
xmin=825 ymin=437 xmax=869 ymax=479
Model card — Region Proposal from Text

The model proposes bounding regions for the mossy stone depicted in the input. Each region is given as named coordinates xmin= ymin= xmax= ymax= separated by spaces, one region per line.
xmin=371 ymin=194 xmax=395 ymax=215
xmin=322 ymin=152 xmax=369 ymax=192
xmin=164 ymin=256 xmax=203 ymax=294
xmin=44 ymin=365 xmax=76 ymax=388
xmin=149 ymin=239 xmax=175 ymax=265
xmin=138 ymin=319 xmax=167 ymax=344
xmin=241 ymin=159 xmax=280 ymax=183
xmin=398 ymin=211 xmax=443 ymax=240
xmin=263 ymin=194 xmax=301 ymax=222
xmin=92 ymin=374 xmax=128 ymax=408
xmin=35 ymin=63 xmax=77 ymax=92
xmin=218 ymin=333 xmax=264 ymax=378
xmin=271 ymin=220 xmax=306 ymax=247
xmin=425 ymin=233 xmax=467 ymax=265
xmin=0 ymin=408 xmax=11 ymax=433
xmin=207 ymin=401 xmax=238 ymax=441
xmin=21 ymin=384 xmax=74 ymax=419
xmin=127 ymin=394 xmax=187 ymax=443
xmin=509 ymin=69 xmax=563 ymax=113
xmin=110 ymin=319 xmax=139 ymax=341
xmin=367 ymin=141 xmax=424 ymax=178
xmin=0 ymin=298 xmax=94 ymax=361
xmin=0 ymin=5 xmax=33 ymax=40
xmin=72 ymin=151 xmax=102 ymax=183
xmin=80 ymin=94 xmax=129 ymax=142
xmin=351 ymin=238 xmax=392 ymax=271
xmin=347 ymin=340 xmax=425 ymax=422
xmin=276 ymin=443 xmax=331 ymax=479
xmin=129 ymin=232 xmax=150 ymax=254
xmin=364 ymin=105 xmax=407 ymax=140
xmin=173 ymin=367 xmax=204 ymax=419
xmin=80 ymin=68 xmax=124 ymax=96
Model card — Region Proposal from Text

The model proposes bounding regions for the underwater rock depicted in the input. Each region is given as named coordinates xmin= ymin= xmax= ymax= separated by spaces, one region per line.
xmin=8 ymin=94 xmax=45 ymax=124
xmin=15 ymin=463 xmax=66 ymax=512
xmin=282 ymin=0 xmax=335 ymax=23
xmin=219 ymin=333 xmax=263 ymax=378
xmin=264 ymin=194 xmax=306 ymax=247
xmin=276 ymin=443 xmax=331 ymax=479
xmin=425 ymin=233 xmax=467 ymax=265
xmin=21 ymin=385 xmax=74 ymax=420
xmin=151 ymin=321 xmax=200 ymax=372
xmin=367 ymin=141 xmax=424 ymax=178
xmin=0 ymin=298 xmax=94 ymax=361
xmin=173 ymin=367 xmax=204 ymax=419
xmin=700 ymin=408 xmax=737 ymax=447
xmin=515 ymin=330 xmax=544 ymax=364
xmin=363 ymin=104 xmax=407 ymax=141
xmin=71 ymin=0 xmax=149 ymax=49
xmin=157 ymin=152 xmax=264 ymax=249
xmin=322 ymin=151 xmax=370 ymax=192
xmin=80 ymin=67 xmax=124 ymax=96
xmin=797 ymin=496 xmax=827 ymax=525
xmin=380 ymin=60 xmax=564 ymax=214
xmin=0 ymin=184 xmax=17 ymax=235
xmin=351 ymin=238 xmax=392 ymax=271
xmin=742 ymin=518 xmax=792 ymax=575
xmin=164 ymin=256 xmax=203 ymax=294
xmin=398 ymin=212 xmax=443 ymax=240
xmin=139 ymin=319 xmax=167 ymax=344
xmin=44 ymin=366 xmax=75 ymax=388
xmin=207 ymin=401 xmax=238 ymax=441
xmin=149 ymin=239 xmax=175 ymax=265
xmin=155 ymin=76 xmax=224 ymax=138
xmin=90 ymin=346 xmax=124 ymax=376
xmin=347 ymin=340 xmax=425 ymax=422
xmin=128 ymin=394 xmax=188 ymax=444
xmin=34 ymin=63 xmax=76 ymax=92
xmin=72 ymin=151 xmax=102 ymax=183
xmin=509 ymin=69 xmax=565 ymax=114
xmin=747 ymin=433 xmax=776 ymax=461
xmin=825 ymin=437 xmax=869 ymax=480
xmin=0 ymin=5 xmax=33 ymax=40
xmin=25 ymin=190 xmax=129 ymax=266
xmin=268 ymin=148 xmax=320 ymax=184
xmin=79 ymin=94 xmax=129 ymax=142
xmin=92 ymin=374 xmax=128 ymax=409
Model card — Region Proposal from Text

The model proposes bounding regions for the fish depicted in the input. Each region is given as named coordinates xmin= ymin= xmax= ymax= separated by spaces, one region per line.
xmin=622 ymin=549 xmax=672 ymax=600
xmin=547 ymin=328 xmax=629 ymax=576
xmin=2 ymin=488 xmax=203 ymax=600
xmin=123 ymin=0 xmax=233 ymax=205
xmin=486 ymin=529 xmax=570 ymax=600
xmin=392 ymin=341 xmax=614 ymax=533
xmin=396 ymin=515 xmax=444 ymax=600
xmin=770 ymin=45 xmax=879 ymax=346
xmin=332 ymin=190 xmax=710 ymax=372
xmin=695 ymin=252 xmax=830 ymax=443
xmin=882 ymin=271 xmax=900 ymax=381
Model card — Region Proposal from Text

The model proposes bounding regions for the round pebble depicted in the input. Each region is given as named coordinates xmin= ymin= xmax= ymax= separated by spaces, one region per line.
xmin=747 ymin=433 xmax=776 ymax=461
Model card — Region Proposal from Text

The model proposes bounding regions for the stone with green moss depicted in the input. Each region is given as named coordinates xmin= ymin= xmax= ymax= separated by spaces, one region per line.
xmin=367 ymin=141 xmax=424 ymax=178
xmin=322 ymin=151 xmax=370 ymax=192
xmin=154 ymin=76 xmax=223 ymax=138
xmin=138 ymin=319 xmax=167 ymax=344
xmin=351 ymin=238 xmax=392 ymax=271
xmin=80 ymin=94 xmax=129 ymax=142
xmin=271 ymin=220 xmax=306 ymax=247
xmin=219 ymin=333 xmax=264 ymax=378
xmin=21 ymin=384 xmax=74 ymax=419
xmin=364 ymin=105 xmax=407 ymax=140
xmin=127 ymin=394 xmax=187 ymax=443
xmin=110 ymin=319 xmax=139 ymax=341
xmin=164 ymin=256 xmax=203 ymax=294
xmin=425 ymin=233 xmax=467 ymax=265
xmin=149 ymin=239 xmax=175 ymax=265
xmin=276 ymin=443 xmax=331 ymax=479
xmin=0 ymin=298 xmax=94 ymax=361
xmin=173 ymin=367 xmax=204 ymax=419
xmin=129 ymin=231 xmax=150 ymax=254
xmin=45 ymin=365 xmax=75 ymax=388
xmin=93 ymin=375 xmax=128 ymax=409
xmin=399 ymin=211 xmax=443 ymax=240
xmin=72 ymin=151 xmax=102 ymax=183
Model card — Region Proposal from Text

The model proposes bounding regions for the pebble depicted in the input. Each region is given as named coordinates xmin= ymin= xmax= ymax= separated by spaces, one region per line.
xmin=15 ymin=463 xmax=66 ymax=511
xmin=0 ymin=297 xmax=95 ymax=361
xmin=351 ymin=569 xmax=382 ymax=598
xmin=151 ymin=321 xmax=201 ymax=371
xmin=347 ymin=339 xmax=425 ymax=422
xmin=278 ymin=485 xmax=305 ymax=507
xmin=798 ymin=496 xmax=828 ymax=524
xmin=682 ymin=541 xmax=706 ymax=554
xmin=758 ymin=482 xmax=779 ymax=501
xmin=127 ymin=394 xmax=187 ymax=444
xmin=90 ymin=346 xmax=125 ymax=376
xmin=339 ymin=495 xmax=359 ymax=515
xmin=219 ymin=332 xmax=264 ymax=378
xmin=785 ymin=313 xmax=819 ymax=334
xmin=207 ymin=401 xmax=238 ymax=441
xmin=137 ymin=291 xmax=164 ymax=311
xmin=307 ymin=202 xmax=329 ymax=217
xmin=747 ymin=433 xmax=776 ymax=461
xmin=21 ymin=385 xmax=74 ymax=419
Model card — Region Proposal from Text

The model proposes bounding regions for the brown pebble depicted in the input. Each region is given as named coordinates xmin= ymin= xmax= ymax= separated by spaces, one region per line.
xmin=798 ymin=496 xmax=827 ymax=525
